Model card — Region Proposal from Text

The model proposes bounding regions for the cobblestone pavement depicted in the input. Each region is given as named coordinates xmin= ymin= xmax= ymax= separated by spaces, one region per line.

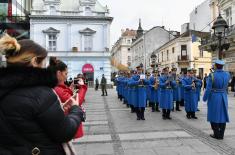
xmin=74 ymin=88 xmax=235 ymax=155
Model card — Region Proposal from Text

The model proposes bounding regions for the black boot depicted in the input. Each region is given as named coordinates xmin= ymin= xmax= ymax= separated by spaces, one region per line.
xmin=140 ymin=108 xmax=145 ymax=120
xmin=176 ymin=101 xmax=181 ymax=111
xmin=156 ymin=103 xmax=161 ymax=112
xmin=210 ymin=123 xmax=220 ymax=139
xmin=191 ymin=112 xmax=198 ymax=119
xmin=180 ymin=99 xmax=184 ymax=106
xmin=120 ymin=96 xmax=123 ymax=101
xmin=166 ymin=110 xmax=172 ymax=119
xmin=162 ymin=109 xmax=166 ymax=120
xmin=149 ymin=102 xmax=153 ymax=107
xmin=131 ymin=105 xmax=135 ymax=113
xmin=136 ymin=108 xmax=141 ymax=120
xmin=186 ymin=112 xmax=191 ymax=119
xmin=151 ymin=103 xmax=155 ymax=112
xmin=218 ymin=123 xmax=226 ymax=139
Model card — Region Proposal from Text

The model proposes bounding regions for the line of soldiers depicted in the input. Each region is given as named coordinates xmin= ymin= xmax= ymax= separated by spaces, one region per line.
xmin=115 ymin=66 xmax=202 ymax=120
xmin=115 ymin=59 xmax=230 ymax=140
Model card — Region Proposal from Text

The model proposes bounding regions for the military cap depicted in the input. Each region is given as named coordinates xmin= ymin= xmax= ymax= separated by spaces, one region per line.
xmin=215 ymin=60 xmax=225 ymax=65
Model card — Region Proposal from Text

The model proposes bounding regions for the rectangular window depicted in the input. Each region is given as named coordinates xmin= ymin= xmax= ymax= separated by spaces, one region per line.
xmin=48 ymin=35 xmax=57 ymax=51
xmin=128 ymin=56 xmax=131 ymax=62
xmin=225 ymin=7 xmax=232 ymax=26
xmin=167 ymin=50 xmax=169 ymax=61
xmin=181 ymin=45 xmax=187 ymax=56
xmin=199 ymin=50 xmax=203 ymax=57
xmin=162 ymin=52 xmax=163 ymax=62
xmin=84 ymin=35 xmax=93 ymax=51
xmin=199 ymin=68 xmax=203 ymax=79
xmin=172 ymin=47 xmax=175 ymax=53
xmin=158 ymin=54 xmax=159 ymax=63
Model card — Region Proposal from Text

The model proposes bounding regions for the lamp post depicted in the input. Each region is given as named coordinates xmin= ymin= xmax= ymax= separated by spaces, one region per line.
xmin=211 ymin=14 xmax=230 ymax=60
xmin=151 ymin=53 xmax=157 ymax=72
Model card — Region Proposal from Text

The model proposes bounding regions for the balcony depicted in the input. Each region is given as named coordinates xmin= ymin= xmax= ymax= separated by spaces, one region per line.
xmin=177 ymin=55 xmax=190 ymax=66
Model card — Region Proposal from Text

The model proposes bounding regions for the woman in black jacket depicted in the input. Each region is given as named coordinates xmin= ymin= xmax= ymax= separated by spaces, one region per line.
xmin=0 ymin=34 xmax=84 ymax=155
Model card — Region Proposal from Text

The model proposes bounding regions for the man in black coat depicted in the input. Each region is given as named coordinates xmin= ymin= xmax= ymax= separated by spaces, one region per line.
xmin=101 ymin=74 xmax=107 ymax=96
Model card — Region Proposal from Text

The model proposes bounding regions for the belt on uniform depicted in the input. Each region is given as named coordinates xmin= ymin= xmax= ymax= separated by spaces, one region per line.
xmin=211 ymin=89 xmax=226 ymax=93
xmin=163 ymin=87 xmax=172 ymax=90
xmin=138 ymin=85 xmax=146 ymax=88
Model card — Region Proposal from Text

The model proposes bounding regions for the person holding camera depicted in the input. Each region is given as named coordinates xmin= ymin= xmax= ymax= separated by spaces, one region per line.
xmin=49 ymin=59 xmax=87 ymax=140
xmin=0 ymin=34 xmax=84 ymax=155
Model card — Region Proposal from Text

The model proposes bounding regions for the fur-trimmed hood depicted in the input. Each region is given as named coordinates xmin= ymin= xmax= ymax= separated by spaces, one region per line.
xmin=0 ymin=66 xmax=58 ymax=98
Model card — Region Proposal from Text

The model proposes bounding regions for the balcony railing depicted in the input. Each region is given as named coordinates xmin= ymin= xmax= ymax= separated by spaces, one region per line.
xmin=178 ymin=55 xmax=189 ymax=61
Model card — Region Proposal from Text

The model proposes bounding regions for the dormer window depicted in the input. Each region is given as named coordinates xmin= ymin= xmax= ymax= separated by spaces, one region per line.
xmin=85 ymin=7 xmax=92 ymax=16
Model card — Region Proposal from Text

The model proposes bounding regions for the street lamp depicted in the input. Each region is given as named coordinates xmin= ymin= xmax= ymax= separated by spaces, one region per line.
xmin=151 ymin=53 xmax=157 ymax=71
xmin=211 ymin=14 xmax=230 ymax=60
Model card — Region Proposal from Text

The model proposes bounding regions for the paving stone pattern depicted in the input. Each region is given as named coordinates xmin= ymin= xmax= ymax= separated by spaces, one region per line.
xmin=73 ymin=88 xmax=235 ymax=155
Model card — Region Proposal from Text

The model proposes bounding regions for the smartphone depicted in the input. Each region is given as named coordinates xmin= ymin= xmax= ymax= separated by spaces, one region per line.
xmin=62 ymin=90 xmax=78 ymax=107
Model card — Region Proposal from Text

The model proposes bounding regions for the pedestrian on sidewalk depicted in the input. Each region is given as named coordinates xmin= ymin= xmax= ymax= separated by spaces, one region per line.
xmin=0 ymin=34 xmax=84 ymax=155
xmin=101 ymin=74 xmax=108 ymax=96
xmin=203 ymin=60 xmax=230 ymax=140
xmin=95 ymin=77 xmax=99 ymax=91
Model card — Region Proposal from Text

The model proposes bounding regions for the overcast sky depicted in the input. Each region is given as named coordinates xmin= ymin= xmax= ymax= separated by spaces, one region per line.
xmin=98 ymin=0 xmax=206 ymax=46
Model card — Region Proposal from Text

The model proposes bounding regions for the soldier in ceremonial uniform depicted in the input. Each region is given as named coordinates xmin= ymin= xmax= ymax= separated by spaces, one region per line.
xmin=192 ymin=68 xmax=202 ymax=111
xmin=179 ymin=71 xmax=187 ymax=106
xmin=146 ymin=72 xmax=152 ymax=107
xmin=182 ymin=69 xmax=201 ymax=119
xmin=128 ymin=70 xmax=138 ymax=113
xmin=203 ymin=60 xmax=230 ymax=140
xmin=128 ymin=66 xmax=148 ymax=120
xmin=115 ymin=72 xmax=123 ymax=101
xmin=122 ymin=73 xmax=129 ymax=106
xmin=159 ymin=67 xmax=176 ymax=119
xmin=172 ymin=68 xmax=181 ymax=111
xmin=148 ymin=70 xmax=160 ymax=112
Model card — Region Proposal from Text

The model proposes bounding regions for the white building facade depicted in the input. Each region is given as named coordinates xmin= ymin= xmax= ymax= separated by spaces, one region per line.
xmin=111 ymin=29 xmax=136 ymax=70
xmin=30 ymin=0 xmax=113 ymax=86
xmin=190 ymin=0 xmax=211 ymax=32
xmin=131 ymin=25 xmax=175 ymax=71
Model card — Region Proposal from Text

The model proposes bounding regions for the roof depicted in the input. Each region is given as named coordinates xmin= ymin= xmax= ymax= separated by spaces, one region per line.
xmin=121 ymin=29 xmax=137 ymax=37
xmin=95 ymin=1 xmax=108 ymax=13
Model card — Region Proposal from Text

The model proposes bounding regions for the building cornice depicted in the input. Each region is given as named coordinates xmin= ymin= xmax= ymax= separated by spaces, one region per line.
xmin=29 ymin=15 xmax=113 ymax=22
